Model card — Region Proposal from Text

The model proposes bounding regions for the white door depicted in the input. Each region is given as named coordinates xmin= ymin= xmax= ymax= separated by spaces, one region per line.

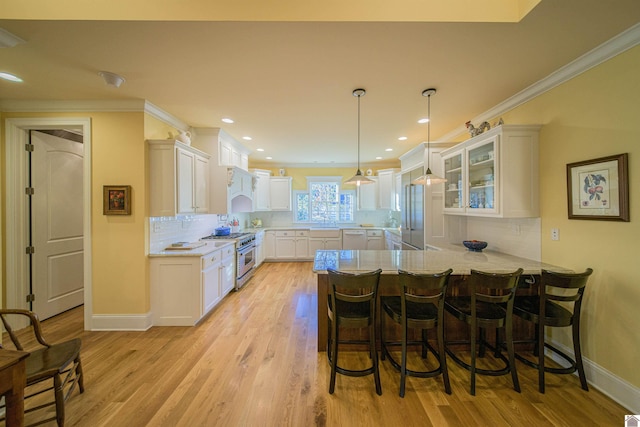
xmin=31 ymin=131 xmax=84 ymax=320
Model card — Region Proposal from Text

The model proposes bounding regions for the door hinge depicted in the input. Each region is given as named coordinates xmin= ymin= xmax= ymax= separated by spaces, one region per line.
xmin=26 ymin=246 xmax=35 ymax=254
xmin=25 ymin=143 xmax=34 ymax=152
xmin=26 ymin=294 xmax=35 ymax=303
xmin=26 ymin=187 xmax=35 ymax=195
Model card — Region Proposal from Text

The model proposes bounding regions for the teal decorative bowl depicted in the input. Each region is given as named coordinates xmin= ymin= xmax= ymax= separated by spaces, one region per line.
xmin=463 ymin=240 xmax=488 ymax=252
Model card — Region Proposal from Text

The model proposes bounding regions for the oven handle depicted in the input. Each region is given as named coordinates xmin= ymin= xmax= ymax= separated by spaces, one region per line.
xmin=237 ymin=243 xmax=255 ymax=256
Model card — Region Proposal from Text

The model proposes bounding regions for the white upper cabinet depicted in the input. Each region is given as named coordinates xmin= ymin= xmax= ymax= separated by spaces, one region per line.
xmin=357 ymin=177 xmax=378 ymax=210
xmin=190 ymin=127 xmax=254 ymax=214
xmin=377 ymin=168 xmax=400 ymax=211
xmin=148 ymin=140 xmax=210 ymax=217
xmin=270 ymin=177 xmax=292 ymax=211
xmin=441 ymin=124 xmax=541 ymax=218
xmin=251 ymin=169 xmax=272 ymax=211
xmin=218 ymin=130 xmax=250 ymax=171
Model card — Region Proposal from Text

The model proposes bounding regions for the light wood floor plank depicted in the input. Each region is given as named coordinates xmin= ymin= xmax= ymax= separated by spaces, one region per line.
xmin=8 ymin=261 xmax=628 ymax=426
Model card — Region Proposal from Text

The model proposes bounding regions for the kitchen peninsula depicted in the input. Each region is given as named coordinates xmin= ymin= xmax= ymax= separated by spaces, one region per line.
xmin=313 ymin=246 xmax=571 ymax=351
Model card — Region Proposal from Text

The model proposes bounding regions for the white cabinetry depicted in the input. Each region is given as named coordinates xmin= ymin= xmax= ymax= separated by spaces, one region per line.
xmin=441 ymin=124 xmax=540 ymax=218
xmin=220 ymin=245 xmax=235 ymax=295
xmin=219 ymin=130 xmax=250 ymax=170
xmin=366 ymin=229 xmax=384 ymax=249
xmin=274 ymin=230 xmax=308 ymax=259
xmin=264 ymin=231 xmax=276 ymax=260
xmin=309 ymin=229 xmax=342 ymax=255
xmin=202 ymin=251 xmax=222 ymax=315
xmin=150 ymin=244 xmax=235 ymax=326
xmin=252 ymin=169 xmax=272 ymax=211
xmin=377 ymin=169 xmax=400 ymax=211
xmin=270 ymin=177 xmax=292 ymax=211
xmin=357 ymin=177 xmax=378 ymax=210
xmin=254 ymin=230 xmax=265 ymax=267
xmin=384 ymin=230 xmax=402 ymax=250
xmin=149 ymin=140 xmax=210 ymax=216
xmin=190 ymin=127 xmax=254 ymax=215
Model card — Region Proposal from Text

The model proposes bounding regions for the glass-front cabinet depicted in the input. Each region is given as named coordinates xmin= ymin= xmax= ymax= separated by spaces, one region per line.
xmin=441 ymin=125 xmax=541 ymax=218
xmin=443 ymin=152 xmax=464 ymax=211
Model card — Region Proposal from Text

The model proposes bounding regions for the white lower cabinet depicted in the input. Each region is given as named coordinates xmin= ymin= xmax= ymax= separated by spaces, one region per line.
xmin=151 ymin=244 xmax=235 ymax=326
xmin=274 ymin=230 xmax=309 ymax=260
xmin=220 ymin=245 xmax=236 ymax=296
xmin=254 ymin=230 xmax=265 ymax=267
xmin=366 ymin=229 xmax=384 ymax=249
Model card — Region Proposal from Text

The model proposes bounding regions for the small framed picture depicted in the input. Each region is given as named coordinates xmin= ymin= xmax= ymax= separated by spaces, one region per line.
xmin=103 ymin=185 xmax=132 ymax=215
xmin=566 ymin=153 xmax=629 ymax=221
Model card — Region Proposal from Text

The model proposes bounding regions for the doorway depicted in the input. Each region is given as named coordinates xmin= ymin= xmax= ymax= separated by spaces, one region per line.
xmin=4 ymin=117 xmax=93 ymax=329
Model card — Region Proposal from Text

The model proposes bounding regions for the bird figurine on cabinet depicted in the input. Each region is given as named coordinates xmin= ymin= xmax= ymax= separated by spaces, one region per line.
xmin=465 ymin=121 xmax=491 ymax=137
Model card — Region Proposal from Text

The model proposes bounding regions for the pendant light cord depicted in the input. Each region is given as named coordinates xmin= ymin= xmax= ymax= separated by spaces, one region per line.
xmin=427 ymin=91 xmax=431 ymax=170
xmin=357 ymin=92 xmax=361 ymax=171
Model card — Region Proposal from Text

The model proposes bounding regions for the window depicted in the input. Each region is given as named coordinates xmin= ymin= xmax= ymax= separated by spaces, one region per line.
xmin=294 ymin=177 xmax=354 ymax=224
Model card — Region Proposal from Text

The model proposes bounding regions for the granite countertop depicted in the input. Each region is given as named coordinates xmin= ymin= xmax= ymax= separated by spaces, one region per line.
xmin=312 ymin=244 xmax=570 ymax=275
xmin=149 ymin=240 xmax=235 ymax=257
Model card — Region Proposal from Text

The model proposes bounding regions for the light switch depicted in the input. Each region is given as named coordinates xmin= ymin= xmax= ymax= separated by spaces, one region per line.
xmin=551 ymin=228 xmax=559 ymax=241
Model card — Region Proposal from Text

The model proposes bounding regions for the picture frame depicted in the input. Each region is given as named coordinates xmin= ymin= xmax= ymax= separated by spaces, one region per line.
xmin=103 ymin=185 xmax=132 ymax=215
xmin=567 ymin=153 xmax=629 ymax=221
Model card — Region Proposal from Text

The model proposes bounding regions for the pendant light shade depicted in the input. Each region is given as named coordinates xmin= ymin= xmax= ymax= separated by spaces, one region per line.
xmin=345 ymin=88 xmax=374 ymax=186
xmin=413 ymin=88 xmax=447 ymax=186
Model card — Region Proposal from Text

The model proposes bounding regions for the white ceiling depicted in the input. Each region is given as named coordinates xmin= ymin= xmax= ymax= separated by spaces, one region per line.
xmin=1 ymin=1 xmax=639 ymax=167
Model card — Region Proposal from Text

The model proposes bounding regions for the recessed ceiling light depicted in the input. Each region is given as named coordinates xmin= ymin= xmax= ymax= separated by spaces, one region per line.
xmin=221 ymin=118 xmax=234 ymax=124
xmin=266 ymin=156 xmax=272 ymax=160
xmin=418 ymin=118 xmax=429 ymax=124
xmin=398 ymin=136 xmax=407 ymax=141
xmin=376 ymin=156 xmax=382 ymax=160
xmin=256 ymin=148 xmax=264 ymax=152
xmin=242 ymin=136 xmax=252 ymax=141
xmin=0 ymin=72 xmax=23 ymax=82
xmin=385 ymin=148 xmax=393 ymax=152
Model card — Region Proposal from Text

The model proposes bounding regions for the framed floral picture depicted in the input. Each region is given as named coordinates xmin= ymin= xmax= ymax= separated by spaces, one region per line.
xmin=103 ymin=185 xmax=132 ymax=215
xmin=567 ymin=153 xmax=629 ymax=221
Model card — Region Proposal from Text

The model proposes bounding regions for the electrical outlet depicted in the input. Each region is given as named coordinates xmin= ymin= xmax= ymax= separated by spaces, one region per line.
xmin=551 ymin=228 xmax=559 ymax=241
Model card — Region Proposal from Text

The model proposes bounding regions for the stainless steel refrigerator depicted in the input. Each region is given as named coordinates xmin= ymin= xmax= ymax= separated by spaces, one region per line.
xmin=401 ymin=168 xmax=424 ymax=250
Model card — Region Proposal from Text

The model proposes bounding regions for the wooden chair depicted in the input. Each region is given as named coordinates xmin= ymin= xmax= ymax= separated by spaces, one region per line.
xmin=326 ymin=268 xmax=382 ymax=395
xmin=444 ymin=268 xmax=523 ymax=395
xmin=0 ymin=309 xmax=84 ymax=426
xmin=513 ymin=268 xmax=593 ymax=393
xmin=380 ymin=269 xmax=452 ymax=397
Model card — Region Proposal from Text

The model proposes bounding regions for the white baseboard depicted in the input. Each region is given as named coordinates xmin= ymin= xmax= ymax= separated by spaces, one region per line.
xmin=91 ymin=312 xmax=153 ymax=331
xmin=548 ymin=339 xmax=640 ymax=413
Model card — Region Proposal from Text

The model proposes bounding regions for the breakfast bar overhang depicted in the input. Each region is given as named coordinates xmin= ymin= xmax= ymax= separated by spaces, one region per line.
xmin=313 ymin=247 xmax=572 ymax=352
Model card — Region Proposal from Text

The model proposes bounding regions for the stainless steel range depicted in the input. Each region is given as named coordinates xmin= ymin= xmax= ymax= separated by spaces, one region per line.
xmin=201 ymin=232 xmax=256 ymax=290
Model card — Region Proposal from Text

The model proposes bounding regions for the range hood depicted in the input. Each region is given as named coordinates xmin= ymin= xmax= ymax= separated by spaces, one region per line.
xmin=228 ymin=167 xmax=255 ymax=213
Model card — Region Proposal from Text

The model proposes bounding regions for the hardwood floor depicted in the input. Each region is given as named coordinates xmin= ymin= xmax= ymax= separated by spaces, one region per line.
xmin=12 ymin=262 xmax=628 ymax=426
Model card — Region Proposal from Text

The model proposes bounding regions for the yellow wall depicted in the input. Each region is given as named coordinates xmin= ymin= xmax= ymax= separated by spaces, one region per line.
xmin=0 ymin=111 xmax=151 ymax=315
xmin=497 ymin=45 xmax=640 ymax=387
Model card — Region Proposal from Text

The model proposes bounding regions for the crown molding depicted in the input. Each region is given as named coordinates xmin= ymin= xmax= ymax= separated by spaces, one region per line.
xmin=0 ymin=98 xmax=190 ymax=131
xmin=440 ymin=22 xmax=640 ymax=142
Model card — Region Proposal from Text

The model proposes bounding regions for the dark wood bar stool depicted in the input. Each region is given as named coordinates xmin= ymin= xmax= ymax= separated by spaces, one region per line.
xmin=380 ymin=268 xmax=453 ymax=397
xmin=445 ymin=268 xmax=523 ymax=396
xmin=513 ymin=268 xmax=593 ymax=393
xmin=326 ymin=268 xmax=382 ymax=395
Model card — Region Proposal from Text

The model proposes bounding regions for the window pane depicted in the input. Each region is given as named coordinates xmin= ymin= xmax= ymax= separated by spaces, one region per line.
xmin=295 ymin=193 xmax=309 ymax=221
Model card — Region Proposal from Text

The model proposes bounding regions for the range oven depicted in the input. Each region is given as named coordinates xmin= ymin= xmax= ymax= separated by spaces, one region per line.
xmin=201 ymin=232 xmax=256 ymax=290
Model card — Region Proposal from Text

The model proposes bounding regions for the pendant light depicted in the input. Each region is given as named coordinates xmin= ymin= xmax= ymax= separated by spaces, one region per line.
xmin=345 ymin=88 xmax=374 ymax=186
xmin=413 ymin=88 xmax=447 ymax=186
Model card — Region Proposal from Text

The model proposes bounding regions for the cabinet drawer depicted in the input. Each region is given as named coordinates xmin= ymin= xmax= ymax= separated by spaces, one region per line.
xmin=202 ymin=250 xmax=221 ymax=269
xmin=295 ymin=230 xmax=309 ymax=237
xmin=366 ymin=230 xmax=383 ymax=237
xmin=276 ymin=230 xmax=294 ymax=237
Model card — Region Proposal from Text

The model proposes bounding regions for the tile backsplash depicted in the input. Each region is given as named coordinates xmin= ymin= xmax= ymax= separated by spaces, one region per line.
xmin=149 ymin=213 xmax=250 ymax=253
